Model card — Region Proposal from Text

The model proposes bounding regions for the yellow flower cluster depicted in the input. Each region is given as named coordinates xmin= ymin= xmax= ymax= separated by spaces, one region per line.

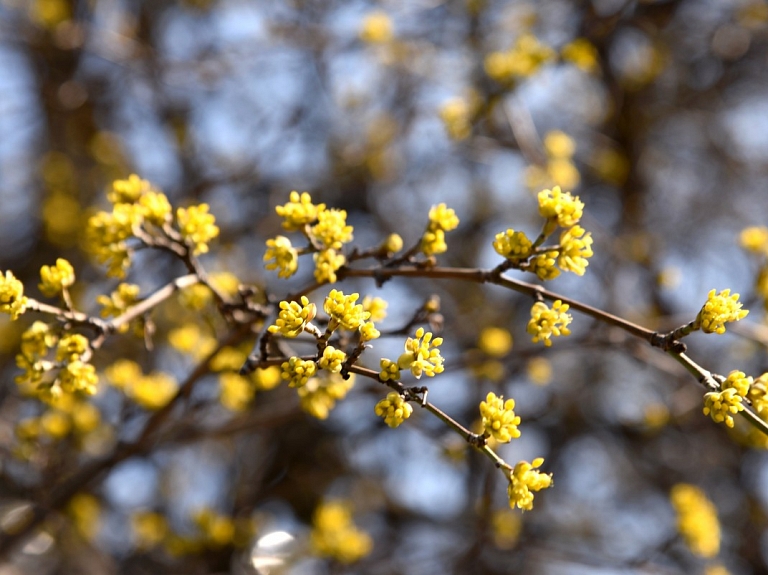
xmin=696 ymin=289 xmax=749 ymax=334
xmin=0 ymin=270 xmax=28 ymax=320
xmin=748 ymin=373 xmax=768 ymax=414
xmin=132 ymin=510 xmax=169 ymax=550
xmin=298 ymin=372 xmax=355 ymax=420
xmin=557 ymin=225 xmax=594 ymax=276
xmin=324 ymin=290 xmax=370 ymax=331
xmin=105 ymin=359 xmax=178 ymax=410
xmin=703 ymin=388 xmax=743 ymax=428
xmin=97 ymin=283 xmax=140 ymax=331
xmin=312 ymin=209 xmax=354 ymax=250
xmin=507 ymin=458 xmax=553 ymax=511
xmin=374 ymin=392 xmax=413 ymax=428
xmin=561 ymin=38 xmax=599 ymax=73
xmin=276 ymin=191 xmax=326 ymax=231
xmin=15 ymin=393 xmax=100 ymax=444
xmin=439 ymin=98 xmax=472 ymax=141
xmin=263 ymin=236 xmax=299 ymax=278
xmin=176 ymin=204 xmax=219 ymax=255
xmin=493 ymin=229 xmax=532 ymax=260
xmin=421 ymin=203 xmax=460 ymax=256
xmin=362 ymin=296 xmax=387 ymax=322
xmin=670 ymin=484 xmax=720 ymax=558
xmin=39 ymin=258 xmax=75 ymax=297
xmin=379 ymin=358 xmax=401 ymax=382
xmin=529 ymin=250 xmax=560 ymax=281
xmin=218 ymin=372 xmax=254 ymax=411
xmin=314 ymin=248 xmax=346 ymax=284
xmin=526 ymin=132 xmax=581 ymax=192
xmin=740 ymin=226 xmax=768 ymax=255
xmin=538 ymin=186 xmax=584 ymax=228
xmin=485 ymin=34 xmax=555 ymax=82
xmin=268 ymin=296 xmax=318 ymax=337
xmin=359 ymin=321 xmax=381 ymax=341
xmin=359 ymin=11 xmax=393 ymax=44
xmin=391 ymin=327 xmax=445 ymax=379
xmin=480 ymin=392 xmax=521 ymax=443
xmin=527 ymin=300 xmax=572 ymax=347
xmin=310 ymin=501 xmax=372 ymax=564
xmin=281 ymin=357 xmax=318 ymax=388
xmin=478 ymin=327 xmax=513 ymax=358
xmin=15 ymin=321 xmax=56 ymax=392
xmin=319 ymin=346 xmax=347 ymax=373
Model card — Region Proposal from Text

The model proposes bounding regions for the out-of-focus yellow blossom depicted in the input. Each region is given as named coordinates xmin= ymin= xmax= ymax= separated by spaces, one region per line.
xmin=480 ymin=392 xmax=521 ymax=443
xmin=269 ymin=296 xmax=318 ymax=337
xmin=297 ymin=373 xmax=355 ymax=419
xmin=379 ymin=358 xmax=401 ymax=382
xmin=40 ymin=410 xmax=72 ymax=439
xmin=210 ymin=346 xmax=247 ymax=372
xmin=557 ymin=225 xmax=593 ymax=275
xmin=592 ymin=147 xmax=630 ymax=186
xmin=544 ymin=131 xmax=576 ymax=159
xmin=281 ymin=357 xmax=318 ymax=388
xmin=397 ymin=327 xmax=445 ymax=379
xmin=439 ymin=98 xmax=472 ymax=140
xmin=526 ymin=357 xmax=552 ymax=385
xmin=484 ymin=34 xmax=555 ymax=82
xmin=193 ymin=508 xmax=236 ymax=548
xmin=561 ymin=38 xmax=599 ymax=73
xmin=548 ymin=159 xmax=581 ymax=190
xmin=56 ymin=334 xmax=89 ymax=362
xmin=538 ymin=187 xmax=584 ymax=228
xmin=39 ymin=258 xmax=75 ymax=297
xmin=703 ymin=388 xmax=743 ymax=428
xmin=128 ymin=372 xmax=178 ymax=410
xmin=741 ymin=226 xmax=768 ymax=254
xmin=375 ymin=392 xmax=413 ymax=428
xmin=16 ymin=418 xmax=41 ymax=441
xmin=324 ymin=290 xmax=370 ymax=331
xmin=252 ymin=366 xmax=281 ymax=391
xmin=30 ymin=0 xmax=70 ymax=28
xmin=68 ymin=493 xmax=100 ymax=541
xmin=310 ymin=501 xmax=372 ymax=564
xmin=276 ymin=191 xmax=325 ymax=231
xmin=97 ymin=283 xmax=140 ymax=327
xmin=478 ymin=327 xmax=513 ymax=357
xmin=359 ymin=321 xmax=380 ymax=341
xmin=59 ymin=360 xmax=98 ymax=395
xmin=723 ymin=370 xmax=752 ymax=398
xmin=428 ymin=203 xmax=460 ymax=232
xmin=756 ymin=267 xmax=768 ymax=308
xmin=71 ymin=401 xmax=101 ymax=433
xmin=108 ymin=174 xmax=150 ymax=204
xmin=507 ymin=458 xmax=553 ymax=511
xmin=381 ymin=233 xmax=403 ymax=254
xmin=314 ymin=248 xmax=346 ymax=284
xmin=208 ymin=271 xmax=240 ymax=297
xmin=527 ymin=300 xmax=572 ymax=347
xmin=493 ymin=229 xmax=532 ymax=260
xmin=319 ymin=346 xmax=347 ymax=374
xmin=705 ymin=565 xmax=731 ymax=575
xmin=362 ymin=296 xmax=388 ymax=322
xmin=312 ymin=209 xmax=354 ymax=250
xmin=139 ymin=191 xmax=172 ymax=226
xmin=670 ymin=484 xmax=720 ymax=558
xmin=105 ymin=359 xmax=142 ymax=390
xmin=696 ymin=289 xmax=749 ymax=334
xmin=529 ymin=251 xmax=561 ymax=281
xmin=748 ymin=373 xmax=768 ymax=414
xmin=132 ymin=510 xmax=169 ymax=550
xmin=19 ymin=321 xmax=55 ymax=360
xmin=492 ymin=509 xmax=522 ymax=549
xmin=359 ymin=10 xmax=393 ymax=44
xmin=176 ymin=204 xmax=219 ymax=255
xmin=85 ymin=203 xmax=143 ymax=277
xmin=421 ymin=227 xmax=447 ymax=256
xmin=168 ymin=323 xmax=217 ymax=359
xmin=264 ymin=236 xmax=299 ymax=278
xmin=219 ymin=373 xmax=254 ymax=411
xmin=0 ymin=270 xmax=28 ymax=320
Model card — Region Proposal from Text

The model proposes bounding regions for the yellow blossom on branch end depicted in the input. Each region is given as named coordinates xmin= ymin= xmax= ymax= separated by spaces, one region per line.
xmin=696 ymin=289 xmax=748 ymax=334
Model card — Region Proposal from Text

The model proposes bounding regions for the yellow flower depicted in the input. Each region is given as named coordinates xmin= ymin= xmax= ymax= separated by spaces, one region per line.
xmin=507 ymin=458 xmax=552 ymax=511
xmin=132 ymin=511 xmax=169 ymax=550
xmin=319 ymin=346 xmax=346 ymax=374
xmin=493 ymin=229 xmax=532 ymax=260
xmin=478 ymin=327 xmax=513 ymax=357
xmin=491 ymin=509 xmax=522 ymax=549
xmin=397 ymin=327 xmax=445 ymax=379
xmin=324 ymin=290 xmax=370 ymax=331
xmin=748 ymin=373 xmax=768 ymax=414
xmin=529 ymin=251 xmax=561 ymax=281
xmin=557 ymin=225 xmax=593 ymax=276
xmin=739 ymin=226 xmax=768 ymax=255
xmin=281 ymin=357 xmax=318 ymax=388
xmin=362 ymin=296 xmax=388 ymax=322
xmin=219 ymin=373 xmax=254 ymax=411
xmin=428 ymin=203 xmax=460 ymax=232
xmin=107 ymin=174 xmax=151 ymax=204
xmin=439 ymin=98 xmax=472 ymax=141
xmin=379 ymin=358 xmax=401 ymax=382
xmin=0 ymin=270 xmax=28 ymax=320
xmin=380 ymin=233 xmax=403 ymax=254
xmin=359 ymin=321 xmax=380 ymax=341
xmin=537 ymin=186 xmax=584 ymax=227
xmin=670 ymin=484 xmax=720 ymax=558
xmin=139 ymin=191 xmax=172 ymax=226
xmin=480 ymin=392 xmax=521 ymax=443
xmin=59 ymin=360 xmax=98 ymax=395
xmin=268 ymin=296 xmax=318 ymax=337
xmin=484 ymin=34 xmax=555 ymax=82
xmin=723 ymin=370 xmax=752 ymax=398
xmin=85 ymin=203 xmax=143 ymax=277
xmin=527 ymin=300 xmax=572 ymax=347
xmin=40 ymin=410 xmax=72 ymax=439
xmin=526 ymin=357 xmax=552 ymax=385
xmin=375 ymin=392 xmax=413 ymax=428
xmin=264 ymin=236 xmax=299 ymax=278
xmin=703 ymin=388 xmax=743 ymax=428
xmin=297 ymin=373 xmax=355 ymax=419
xmin=168 ymin=323 xmax=217 ymax=359
xmin=421 ymin=227 xmax=447 ymax=256
xmin=210 ymin=346 xmax=247 ymax=372
xmin=39 ymin=258 xmax=75 ymax=297
xmin=176 ymin=204 xmax=219 ymax=255
xmin=56 ymin=334 xmax=89 ymax=362
xmin=105 ymin=359 xmax=143 ymax=390
xmin=696 ymin=289 xmax=749 ymax=334
xmin=251 ymin=366 xmax=281 ymax=391
xmin=128 ymin=372 xmax=178 ymax=410
xmin=359 ymin=11 xmax=393 ymax=44
xmin=543 ymin=131 xmax=576 ymax=159
xmin=97 ymin=283 xmax=140 ymax=326
xmin=68 ymin=493 xmax=101 ymax=541
xmin=310 ymin=501 xmax=372 ymax=564
xmin=561 ymin=38 xmax=599 ymax=73
xmin=276 ymin=191 xmax=325 ymax=231
xmin=311 ymin=209 xmax=354 ymax=250
xmin=314 ymin=248 xmax=346 ymax=284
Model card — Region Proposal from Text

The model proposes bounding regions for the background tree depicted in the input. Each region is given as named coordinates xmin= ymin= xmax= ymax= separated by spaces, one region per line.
xmin=1 ymin=0 xmax=768 ymax=573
